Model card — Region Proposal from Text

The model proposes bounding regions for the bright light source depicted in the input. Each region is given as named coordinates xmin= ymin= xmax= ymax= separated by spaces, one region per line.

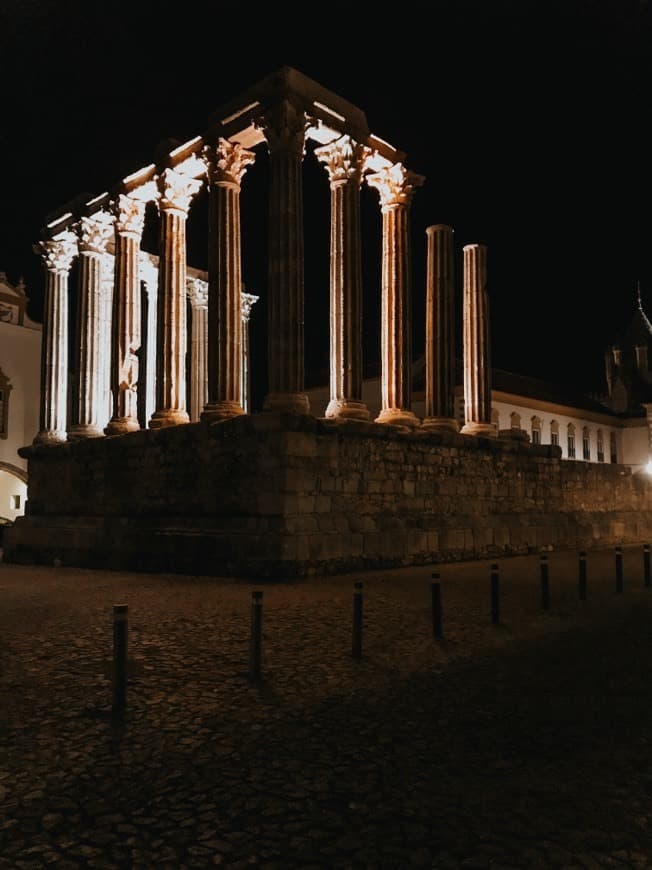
xmin=646 ymin=460 xmax=652 ymax=475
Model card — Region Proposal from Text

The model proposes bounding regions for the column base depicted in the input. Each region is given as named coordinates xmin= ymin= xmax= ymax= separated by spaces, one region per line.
xmin=421 ymin=417 xmax=460 ymax=434
xmin=68 ymin=424 xmax=105 ymax=440
xmin=33 ymin=429 xmax=67 ymax=446
xmin=201 ymin=401 xmax=245 ymax=423
xmin=104 ymin=417 xmax=141 ymax=437
xmin=460 ymin=421 xmax=497 ymax=438
xmin=325 ymin=399 xmax=370 ymax=422
xmin=263 ymin=392 xmax=311 ymax=414
xmin=375 ymin=408 xmax=420 ymax=429
xmin=149 ymin=410 xmax=190 ymax=430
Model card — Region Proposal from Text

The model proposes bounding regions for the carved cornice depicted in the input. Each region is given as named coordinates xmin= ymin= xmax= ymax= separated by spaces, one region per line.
xmin=158 ymin=168 xmax=202 ymax=215
xmin=186 ymin=276 xmax=208 ymax=309
xmin=260 ymin=98 xmax=307 ymax=157
xmin=38 ymin=231 xmax=77 ymax=274
xmin=314 ymin=135 xmax=371 ymax=187
xmin=115 ymin=194 xmax=146 ymax=238
xmin=78 ymin=212 xmax=114 ymax=255
xmin=241 ymin=290 xmax=259 ymax=323
xmin=205 ymin=138 xmax=255 ymax=187
xmin=366 ymin=163 xmax=425 ymax=210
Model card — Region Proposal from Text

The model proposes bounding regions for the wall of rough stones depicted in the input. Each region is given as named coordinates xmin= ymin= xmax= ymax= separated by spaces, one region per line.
xmin=6 ymin=413 xmax=652 ymax=578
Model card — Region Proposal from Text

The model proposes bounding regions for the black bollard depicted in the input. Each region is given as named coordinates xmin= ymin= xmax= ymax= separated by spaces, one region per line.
xmin=431 ymin=573 xmax=443 ymax=639
xmin=352 ymin=581 xmax=363 ymax=659
xmin=579 ymin=550 xmax=587 ymax=601
xmin=490 ymin=564 xmax=500 ymax=625
xmin=112 ymin=604 xmax=128 ymax=713
xmin=250 ymin=591 xmax=263 ymax=680
xmin=540 ymin=554 xmax=550 ymax=611
xmin=615 ymin=545 xmax=623 ymax=594
xmin=644 ymin=544 xmax=650 ymax=588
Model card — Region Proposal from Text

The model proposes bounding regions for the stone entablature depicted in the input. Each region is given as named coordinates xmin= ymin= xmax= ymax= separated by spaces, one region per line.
xmin=7 ymin=415 xmax=652 ymax=577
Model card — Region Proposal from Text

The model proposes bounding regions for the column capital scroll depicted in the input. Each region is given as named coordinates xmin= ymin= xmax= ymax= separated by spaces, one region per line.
xmin=115 ymin=194 xmax=146 ymax=238
xmin=241 ymin=290 xmax=259 ymax=323
xmin=366 ymin=163 xmax=425 ymax=210
xmin=187 ymin=276 xmax=208 ymax=309
xmin=158 ymin=168 xmax=202 ymax=216
xmin=38 ymin=231 xmax=77 ymax=274
xmin=260 ymin=98 xmax=307 ymax=157
xmin=205 ymin=138 xmax=255 ymax=187
xmin=315 ymin=135 xmax=371 ymax=187
xmin=78 ymin=212 xmax=114 ymax=255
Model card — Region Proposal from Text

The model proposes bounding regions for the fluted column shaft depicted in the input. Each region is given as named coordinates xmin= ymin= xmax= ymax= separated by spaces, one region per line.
xmin=99 ymin=256 xmax=114 ymax=430
xmin=423 ymin=224 xmax=458 ymax=432
xmin=105 ymin=195 xmax=145 ymax=435
xmin=240 ymin=291 xmax=259 ymax=414
xmin=34 ymin=232 xmax=77 ymax=444
xmin=188 ymin=278 xmax=208 ymax=422
xmin=202 ymin=140 xmax=254 ymax=421
xmin=70 ymin=215 xmax=113 ymax=439
xmin=316 ymin=136 xmax=370 ymax=421
xmin=150 ymin=169 xmax=201 ymax=429
xmin=461 ymin=243 xmax=495 ymax=437
xmin=262 ymin=100 xmax=310 ymax=414
xmin=367 ymin=164 xmax=423 ymax=428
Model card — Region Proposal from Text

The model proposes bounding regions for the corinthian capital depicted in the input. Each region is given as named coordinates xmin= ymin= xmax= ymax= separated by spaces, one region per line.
xmin=78 ymin=212 xmax=114 ymax=254
xmin=39 ymin=231 xmax=77 ymax=274
xmin=366 ymin=163 xmax=425 ymax=209
xmin=241 ymin=290 xmax=259 ymax=323
xmin=186 ymin=276 xmax=208 ymax=309
xmin=205 ymin=138 xmax=255 ymax=187
xmin=260 ymin=98 xmax=307 ymax=156
xmin=115 ymin=194 xmax=146 ymax=237
xmin=315 ymin=135 xmax=371 ymax=187
xmin=158 ymin=168 xmax=202 ymax=215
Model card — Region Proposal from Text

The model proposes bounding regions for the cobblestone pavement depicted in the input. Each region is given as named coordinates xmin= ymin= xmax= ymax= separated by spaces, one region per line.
xmin=3 ymin=546 xmax=652 ymax=868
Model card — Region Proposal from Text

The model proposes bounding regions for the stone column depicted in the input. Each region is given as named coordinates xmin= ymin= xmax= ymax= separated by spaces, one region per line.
xmin=150 ymin=169 xmax=202 ymax=429
xmin=367 ymin=163 xmax=423 ymax=428
xmin=99 ymin=253 xmax=114 ymax=431
xmin=422 ymin=224 xmax=459 ymax=432
xmin=69 ymin=213 xmax=113 ymax=439
xmin=241 ymin=290 xmax=259 ymax=413
xmin=187 ymin=277 xmax=208 ymax=422
xmin=139 ymin=252 xmax=159 ymax=426
xmin=34 ymin=231 xmax=77 ymax=444
xmin=460 ymin=243 xmax=496 ymax=437
xmin=201 ymin=139 xmax=255 ymax=422
xmin=315 ymin=135 xmax=370 ymax=421
xmin=262 ymin=99 xmax=310 ymax=414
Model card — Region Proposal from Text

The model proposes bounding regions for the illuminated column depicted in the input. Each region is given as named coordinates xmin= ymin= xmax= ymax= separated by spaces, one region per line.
xmin=460 ymin=243 xmax=496 ymax=437
xmin=187 ymin=277 xmax=208 ymax=422
xmin=105 ymin=195 xmax=145 ymax=435
xmin=262 ymin=100 xmax=310 ymax=414
xmin=201 ymin=139 xmax=254 ymax=422
xmin=422 ymin=224 xmax=459 ymax=433
xmin=315 ymin=135 xmax=370 ymax=421
xmin=241 ymin=290 xmax=259 ymax=413
xmin=34 ymin=231 xmax=77 ymax=444
xmin=69 ymin=213 xmax=114 ymax=439
xmin=367 ymin=163 xmax=423 ymax=428
xmin=99 ymin=253 xmax=114 ymax=430
xmin=150 ymin=169 xmax=201 ymax=429
xmin=140 ymin=252 xmax=159 ymax=425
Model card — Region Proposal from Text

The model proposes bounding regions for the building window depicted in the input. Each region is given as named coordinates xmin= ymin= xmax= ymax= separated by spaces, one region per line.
xmin=491 ymin=407 xmax=499 ymax=432
xmin=510 ymin=411 xmax=521 ymax=430
xmin=610 ymin=432 xmax=617 ymax=464
xmin=10 ymin=494 xmax=20 ymax=510
xmin=0 ymin=368 xmax=11 ymax=440
xmin=550 ymin=419 xmax=559 ymax=447
xmin=567 ymin=424 xmax=576 ymax=459
xmin=597 ymin=429 xmax=604 ymax=462
xmin=531 ymin=416 xmax=541 ymax=445
xmin=582 ymin=427 xmax=591 ymax=461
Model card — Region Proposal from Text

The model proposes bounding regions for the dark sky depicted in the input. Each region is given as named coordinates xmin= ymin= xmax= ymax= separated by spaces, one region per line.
xmin=1 ymin=0 xmax=651 ymax=405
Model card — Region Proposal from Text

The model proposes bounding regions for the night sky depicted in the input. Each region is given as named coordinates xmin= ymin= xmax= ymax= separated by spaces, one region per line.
xmin=1 ymin=0 xmax=650 ymax=408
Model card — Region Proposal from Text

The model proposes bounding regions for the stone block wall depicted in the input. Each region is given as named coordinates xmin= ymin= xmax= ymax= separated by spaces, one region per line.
xmin=6 ymin=413 xmax=652 ymax=578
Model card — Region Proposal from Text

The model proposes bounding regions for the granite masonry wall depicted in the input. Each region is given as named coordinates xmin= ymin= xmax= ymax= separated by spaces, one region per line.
xmin=6 ymin=413 xmax=652 ymax=578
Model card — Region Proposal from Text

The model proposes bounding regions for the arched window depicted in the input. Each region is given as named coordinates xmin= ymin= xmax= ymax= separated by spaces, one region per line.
xmin=531 ymin=416 xmax=542 ymax=445
xmin=567 ymin=423 xmax=576 ymax=459
xmin=510 ymin=411 xmax=521 ymax=430
xmin=491 ymin=407 xmax=499 ymax=432
xmin=582 ymin=426 xmax=591 ymax=461
xmin=597 ymin=429 xmax=604 ymax=462
xmin=550 ymin=419 xmax=559 ymax=447
xmin=0 ymin=367 xmax=11 ymax=440
xmin=610 ymin=431 xmax=618 ymax=464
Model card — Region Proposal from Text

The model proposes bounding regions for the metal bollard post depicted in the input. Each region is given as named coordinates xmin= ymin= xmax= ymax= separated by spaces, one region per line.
xmin=540 ymin=554 xmax=550 ymax=611
xmin=431 ymin=573 xmax=443 ymax=639
xmin=490 ymin=564 xmax=500 ymax=625
xmin=250 ymin=591 xmax=263 ymax=680
xmin=615 ymin=545 xmax=623 ymax=594
xmin=579 ymin=550 xmax=587 ymax=601
xmin=112 ymin=604 xmax=128 ymax=713
xmin=352 ymin=581 xmax=363 ymax=659
xmin=644 ymin=544 xmax=650 ymax=588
